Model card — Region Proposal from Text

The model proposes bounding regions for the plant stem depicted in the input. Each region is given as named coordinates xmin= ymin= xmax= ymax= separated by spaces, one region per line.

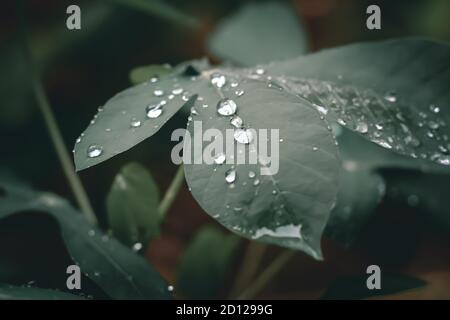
xmin=158 ymin=166 xmax=185 ymax=216
xmin=229 ymin=242 xmax=268 ymax=298
xmin=19 ymin=1 xmax=97 ymax=225
xmin=237 ymin=250 xmax=296 ymax=300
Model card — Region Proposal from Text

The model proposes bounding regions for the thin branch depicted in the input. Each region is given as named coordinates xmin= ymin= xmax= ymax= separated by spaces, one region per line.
xmin=158 ymin=165 xmax=185 ymax=217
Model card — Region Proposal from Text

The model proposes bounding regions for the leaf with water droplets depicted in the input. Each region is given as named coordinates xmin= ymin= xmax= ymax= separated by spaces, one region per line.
xmin=0 ymin=180 xmax=171 ymax=300
xmin=208 ymin=1 xmax=308 ymax=66
xmin=266 ymin=38 xmax=450 ymax=167
xmin=74 ymin=66 xmax=201 ymax=171
xmin=176 ymin=226 xmax=238 ymax=299
xmin=106 ymin=163 xmax=161 ymax=247
xmin=184 ymin=77 xmax=340 ymax=260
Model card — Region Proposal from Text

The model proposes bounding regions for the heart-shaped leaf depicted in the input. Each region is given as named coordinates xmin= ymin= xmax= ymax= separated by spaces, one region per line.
xmin=0 ymin=181 xmax=171 ymax=300
xmin=106 ymin=162 xmax=161 ymax=247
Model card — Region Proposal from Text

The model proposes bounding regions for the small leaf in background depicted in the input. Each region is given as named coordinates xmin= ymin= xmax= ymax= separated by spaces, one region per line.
xmin=325 ymin=169 xmax=385 ymax=247
xmin=208 ymin=1 xmax=308 ymax=66
xmin=0 ymin=284 xmax=83 ymax=300
xmin=106 ymin=162 xmax=161 ymax=247
xmin=0 ymin=180 xmax=171 ymax=300
xmin=176 ymin=226 xmax=239 ymax=299
xmin=321 ymin=274 xmax=426 ymax=300
xmin=129 ymin=64 xmax=173 ymax=85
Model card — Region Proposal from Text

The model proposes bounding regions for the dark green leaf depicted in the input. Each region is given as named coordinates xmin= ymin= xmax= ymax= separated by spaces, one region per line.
xmin=0 ymin=181 xmax=171 ymax=300
xmin=208 ymin=2 xmax=308 ymax=66
xmin=177 ymin=227 xmax=238 ymax=299
xmin=0 ymin=284 xmax=82 ymax=300
xmin=266 ymin=38 xmax=450 ymax=167
xmin=183 ymin=75 xmax=340 ymax=260
xmin=321 ymin=274 xmax=426 ymax=300
xmin=106 ymin=162 xmax=161 ymax=246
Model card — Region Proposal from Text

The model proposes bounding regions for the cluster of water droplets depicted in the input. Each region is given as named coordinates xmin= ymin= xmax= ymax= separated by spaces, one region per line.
xmin=272 ymin=76 xmax=450 ymax=166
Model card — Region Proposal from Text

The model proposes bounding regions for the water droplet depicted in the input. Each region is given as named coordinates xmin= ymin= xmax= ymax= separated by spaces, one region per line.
xmin=225 ymin=169 xmax=236 ymax=184
xmin=202 ymin=104 xmax=209 ymax=108
xmin=211 ymin=73 xmax=226 ymax=88
xmin=150 ymin=76 xmax=158 ymax=83
xmin=146 ymin=104 xmax=163 ymax=118
xmin=87 ymin=145 xmax=103 ymax=158
xmin=76 ymin=137 xmax=81 ymax=144
xmin=437 ymin=155 xmax=450 ymax=165
xmin=132 ymin=242 xmax=143 ymax=252
xmin=404 ymin=135 xmax=421 ymax=147
xmin=168 ymin=285 xmax=174 ymax=292
xmin=255 ymin=68 xmax=265 ymax=75
xmin=217 ymin=98 xmax=237 ymax=116
xmin=314 ymin=104 xmax=328 ymax=115
xmin=374 ymin=139 xmax=392 ymax=149
xmin=88 ymin=230 xmax=96 ymax=237
xmin=428 ymin=121 xmax=439 ymax=130
xmin=272 ymin=190 xmax=277 ymax=195
xmin=355 ymin=121 xmax=368 ymax=133
xmin=384 ymin=91 xmax=397 ymax=103
xmin=337 ymin=118 xmax=347 ymax=126
xmin=94 ymin=272 xmax=101 ymax=277
xmin=279 ymin=138 xmax=284 ymax=142
xmin=235 ymin=89 xmax=245 ymax=97
xmin=248 ymin=171 xmax=256 ymax=178
xmin=429 ymin=104 xmax=440 ymax=113
xmin=230 ymin=116 xmax=243 ymax=128
xmin=172 ymin=88 xmax=183 ymax=95
xmin=231 ymin=82 xmax=239 ymax=88
xmin=153 ymin=89 xmax=164 ymax=97
xmin=312 ymin=146 xmax=318 ymax=151
xmin=214 ymin=153 xmax=226 ymax=165
xmin=130 ymin=118 xmax=141 ymax=128
xmin=190 ymin=107 xmax=198 ymax=115
xmin=375 ymin=123 xmax=384 ymax=130
xmin=234 ymin=128 xmax=254 ymax=144
xmin=253 ymin=179 xmax=260 ymax=186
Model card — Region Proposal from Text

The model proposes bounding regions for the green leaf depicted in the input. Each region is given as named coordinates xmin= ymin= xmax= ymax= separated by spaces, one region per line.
xmin=106 ymin=163 xmax=161 ymax=246
xmin=129 ymin=64 xmax=173 ymax=85
xmin=321 ymin=274 xmax=426 ymax=300
xmin=0 ymin=284 xmax=83 ymax=300
xmin=104 ymin=0 xmax=198 ymax=28
xmin=73 ymin=68 xmax=199 ymax=171
xmin=183 ymin=75 xmax=340 ymax=260
xmin=176 ymin=227 xmax=238 ymax=299
xmin=381 ymin=168 xmax=450 ymax=232
xmin=0 ymin=181 xmax=171 ymax=300
xmin=208 ymin=2 xmax=308 ymax=66
xmin=325 ymin=168 xmax=385 ymax=246
xmin=266 ymin=38 xmax=450 ymax=167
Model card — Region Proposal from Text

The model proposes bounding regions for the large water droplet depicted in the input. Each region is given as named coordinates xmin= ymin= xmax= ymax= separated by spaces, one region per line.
xmin=130 ymin=118 xmax=141 ymax=128
xmin=255 ymin=68 xmax=265 ymax=75
xmin=225 ymin=169 xmax=236 ymax=184
xmin=253 ymin=179 xmax=260 ymax=186
xmin=87 ymin=145 xmax=103 ymax=158
xmin=248 ymin=171 xmax=256 ymax=178
xmin=211 ymin=73 xmax=226 ymax=88
xmin=384 ymin=91 xmax=397 ymax=103
xmin=132 ymin=242 xmax=143 ymax=252
xmin=214 ymin=153 xmax=226 ymax=165
xmin=153 ymin=89 xmax=164 ymax=97
xmin=234 ymin=128 xmax=254 ymax=144
xmin=230 ymin=116 xmax=243 ymax=128
xmin=429 ymin=104 xmax=440 ymax=113
xmin=146 ymin=104 xmax=163 ymax=118
xmin=172 ymin=88 xmax=183 ymax=95
xmin=355 ymin=121 xmax=368 ymax=133
xmin=217 ymin=98 xmax=237 ymax=116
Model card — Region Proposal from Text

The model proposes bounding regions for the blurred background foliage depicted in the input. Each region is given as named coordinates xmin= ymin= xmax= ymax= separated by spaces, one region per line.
xmin=1 ymin=0 xmax=450 ymax=299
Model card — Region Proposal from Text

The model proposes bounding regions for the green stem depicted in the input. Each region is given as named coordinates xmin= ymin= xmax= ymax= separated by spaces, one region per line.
xmin=158 ymin=166 xmax=185 ymax=216
xmin=237 ymin=250 xmax=295 ymax=300
xmin=229 ymin=242 xmax=268 ymax=298
xmin=19 ymin=1 xmax=97 ymax=225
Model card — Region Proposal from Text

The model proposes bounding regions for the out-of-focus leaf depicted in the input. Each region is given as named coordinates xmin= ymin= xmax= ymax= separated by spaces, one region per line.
xmin=381 ymin=168 xmax=450 ymax=232
xmin=104 ymin=0 xmax=198 ymax=28
xmin=129 ymin=64 xmax=173 ymax=85
xmin=208 ymin=2 xmax=308 ymax=66
xmin=0 ymin=181 xmax=171 ymax=300
xmin=106 ymin=162 xmax=160 ymax=246
xmin=326 ymin=169 xmax=385 ymax=246
xmin=176 ymin=227 xmax=238 ymax=299
xmin=321 ymin=274 xmax=426 ymax=300
xmin=0 ymin=284 xmax=83 ymax=300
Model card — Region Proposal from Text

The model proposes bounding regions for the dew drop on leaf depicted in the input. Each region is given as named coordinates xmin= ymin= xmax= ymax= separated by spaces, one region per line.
xmin=230 ymin=115 xmax=243 ymax=128
xmin=130 ymin=118 xmax=141 ymax=128
xmin=225 ymin=169 xmax=236 ymax=184
xmin=146 ymin=104 xmax=163 ymax=118
xmin=214 ymin=153 xmax=226 ymax=165
xmin=217 ymin=98 xmax=237 ymax=116
xmin=234 ymin=128 xmax=254 ymax=144
xmin=211 ymin=73 xmax=226 ymax=88
xmin=248 ymin=171 xmax=256 ymax=178
xmin=87 ymin=145 xmax=103 ymax=158
xmin=153 ymin=89 xmax=164 ymax=97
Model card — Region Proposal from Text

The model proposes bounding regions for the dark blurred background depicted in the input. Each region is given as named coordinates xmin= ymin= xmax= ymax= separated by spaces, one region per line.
xmin=1 ymin=0 xmax=450 ymax=299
